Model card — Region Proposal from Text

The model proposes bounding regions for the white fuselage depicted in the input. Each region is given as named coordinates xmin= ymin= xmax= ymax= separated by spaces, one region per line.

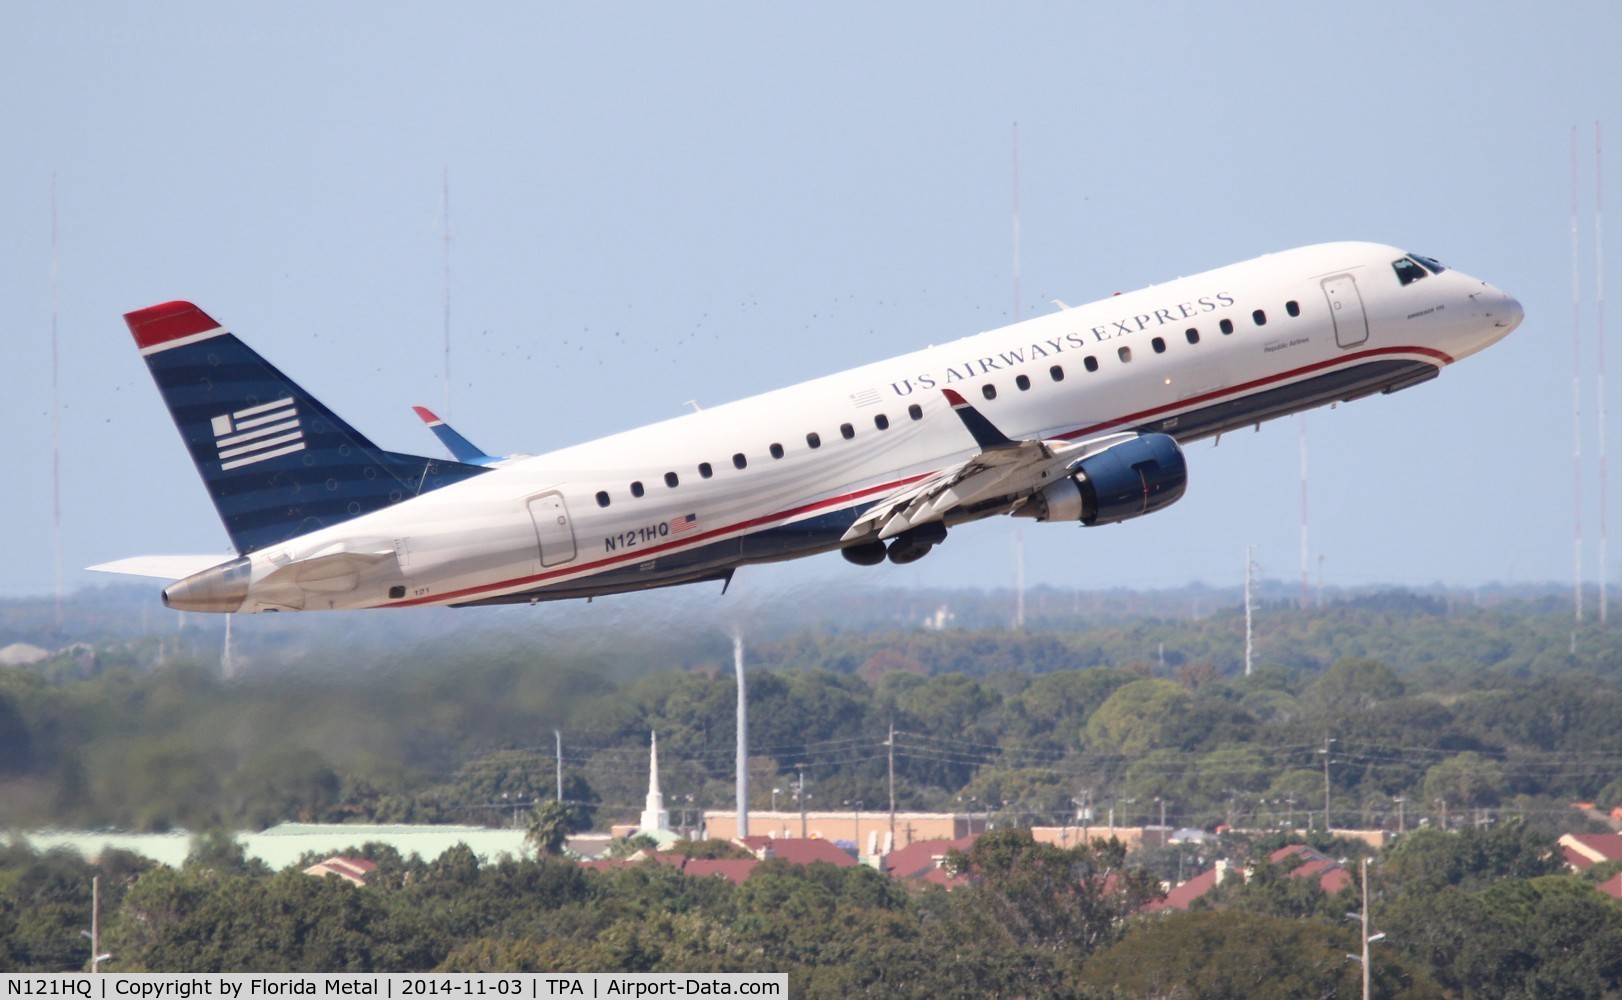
xmin=230 ymin=242 xmax=1521 ymax=612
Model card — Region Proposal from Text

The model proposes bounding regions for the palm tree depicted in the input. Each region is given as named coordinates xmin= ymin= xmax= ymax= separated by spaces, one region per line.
xmin=525 ymin=800 xmax=575 ymax=855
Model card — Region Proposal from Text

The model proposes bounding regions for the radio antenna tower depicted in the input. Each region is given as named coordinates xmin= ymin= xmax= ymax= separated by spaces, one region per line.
xmin=1011 ymin=122 xmax=1027 ymax=629
xmin=441 ymin=167 xmax=452 ymax=418
xmin=734 ymin=628 xmax=749 ymax=838
xmin=1244 ymin=544 xmax=1256 ymax=676
xmin=1298 ymin=414 xmax=1310 ymax=610
xmin=1012 ymin=122 xmax=1021 ymax=323
xmin=1573 ymin=127 xmax=1585 ymax=625
xmin=51 ymin=174 xmax=62 ymax=626
xmin=1598 ymin=121 xmax=1608 ymax=625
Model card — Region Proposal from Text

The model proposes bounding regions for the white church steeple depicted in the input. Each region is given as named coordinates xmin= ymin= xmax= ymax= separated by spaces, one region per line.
xmin=638 ymin=731 xmax=670 ymax=834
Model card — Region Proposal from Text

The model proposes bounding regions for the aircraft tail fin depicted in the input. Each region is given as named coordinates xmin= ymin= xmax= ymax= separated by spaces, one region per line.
xmin=125 ymin=301 xmax=489 ymax=555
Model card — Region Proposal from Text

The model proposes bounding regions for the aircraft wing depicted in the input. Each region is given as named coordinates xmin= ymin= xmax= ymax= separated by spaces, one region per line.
xmin=841 ymin=389 xmax=1138 ymax=542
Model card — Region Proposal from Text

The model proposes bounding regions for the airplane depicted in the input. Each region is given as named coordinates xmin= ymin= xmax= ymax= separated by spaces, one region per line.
xmin=91 ymin=242 xmax=1522 ymax=613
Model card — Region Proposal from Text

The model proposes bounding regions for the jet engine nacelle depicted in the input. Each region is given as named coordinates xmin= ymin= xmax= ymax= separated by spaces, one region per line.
xmin=1019 ymin=433 xmax=1188 ymax=526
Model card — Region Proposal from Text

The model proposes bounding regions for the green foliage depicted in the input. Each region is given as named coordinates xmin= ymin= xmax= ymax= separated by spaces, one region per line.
xmin=1082 ymin=909 xmax=1443 ymax=999
xmin=1381 ymin=818 xmax=1563 ymax=895
xmin=524 ymin=801 xmax=578 ymax=856
xmin=1084 ymin=678 xmax=1190 ymax=755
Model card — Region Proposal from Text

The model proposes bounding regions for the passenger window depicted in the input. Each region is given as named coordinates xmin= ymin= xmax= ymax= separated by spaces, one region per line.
xmin=732 ymin=453 xmax=747 ymax=470
xmin=1185 ymin=328 xmax=1200 ymax=344
xmin=630 ymin=481 xmax=645 ymax=498
xmin=1285 ymin=300 xmax=1300 ymax=318
xmin=982 ymin=384 xmax=997 ymax=400
xmin=1152 ymin=337 xmax=1166 ymax=354
xmin=1392 ymin=258 xmax=1427 ymax=286
xmin=1220 ymin=318 xmax=1234 ymax=335
xmin=595 ymin=491 xmax=610 ymax=508
xmin=806 ymin=432 xmax=821 ymax=449
xmin=1118 ymin=346 xmax=1132 ymax=363
xmin=908 ymin=403 xmax=923 ymax=420
xmin=664 ymin=472 xmax=679 ymax=488
xmin=1253 ymin=310 xmax=1267 ymax=326
xmin=699 ymin=462 xmax=713 ymax=479
xmin=1084 ymin=356 xmax=1099 ymax=373
xmin=1050 ymin=365 xmax=1065 ymax=382
xmin=1015 ymin=374 xmax=1031 ymax=391
xmin=840 ymin=423 xmax=855 ymax=440
xmin=874 ymin=413 xmax=890 ymax=430
xmin=769 ymin=443 xmax=784 ymax=459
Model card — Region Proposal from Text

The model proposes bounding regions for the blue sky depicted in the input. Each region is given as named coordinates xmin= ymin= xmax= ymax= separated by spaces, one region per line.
xmin=3 ymin=2 xmax=1619 ymax=602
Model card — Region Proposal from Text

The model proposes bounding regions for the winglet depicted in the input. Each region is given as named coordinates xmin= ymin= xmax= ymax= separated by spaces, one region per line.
xmin=942 ymin=388 xmax=1016 ymax=449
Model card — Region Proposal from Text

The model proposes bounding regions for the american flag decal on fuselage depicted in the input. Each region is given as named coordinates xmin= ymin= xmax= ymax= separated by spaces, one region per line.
xmin=212 ymin=397 xmax=305 ymax=470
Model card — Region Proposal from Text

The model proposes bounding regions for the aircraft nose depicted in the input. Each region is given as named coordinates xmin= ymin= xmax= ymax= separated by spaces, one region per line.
xmin=1473 ymin=282 xmax=1523 ymax=335
xmin=1492 ymin=287 xmax=1524 ymax=333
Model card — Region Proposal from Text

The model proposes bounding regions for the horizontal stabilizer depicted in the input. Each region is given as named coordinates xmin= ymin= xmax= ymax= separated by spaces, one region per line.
xmin=88 ymin=555 xmax=231 ymax=580
xmin=412 ymin=406 xmax=501 ymax=466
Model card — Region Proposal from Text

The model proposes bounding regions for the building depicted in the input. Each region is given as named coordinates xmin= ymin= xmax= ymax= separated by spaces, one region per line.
xmin=1558 ymin=832 xmax=1622 ymax=872
xmin=302 ymin=856 xmax=376 ymax=886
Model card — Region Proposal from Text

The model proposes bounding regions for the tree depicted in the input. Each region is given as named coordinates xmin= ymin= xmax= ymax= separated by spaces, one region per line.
xmin=1083 ymin=679 xmax=1190 ymax=755
xmin=1381 ymin=818 xmax=1561 ymax=895
xmin=942 ymin=828 xmax=1161 ymax=985
xmin=1081 ymin=909 xmax=1443 ymax=999
xmin=1302 ymin=657 xmax=1404 ymax=717
xmin=525 ymin=801 xmax=578 ymax=856
xmin=1421 ymin=751 xmax=1504 ymax=810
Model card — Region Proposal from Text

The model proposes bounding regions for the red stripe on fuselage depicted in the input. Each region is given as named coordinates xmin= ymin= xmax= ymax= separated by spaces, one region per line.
xmin=388 ymin=345 xmax=1450 ymax=608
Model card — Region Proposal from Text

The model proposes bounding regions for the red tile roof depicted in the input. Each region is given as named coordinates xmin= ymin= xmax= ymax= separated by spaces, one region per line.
xmin=1142 ymin=866 xmax=1219 ymax=913
xmin=763 ymin=838 xmax=858 ymax=867
xmin=883 ymin=836 xmax=977 ymax=880
xmin=682 ymin=858 xmax=758 ymax=884
xmin=1598 ymin=871 xmax=1622 ymax=902
xmin=302 ymin=856 xmax=377 ymax=886
xmin=1559 ymin=833 xmax=1622 ymax=870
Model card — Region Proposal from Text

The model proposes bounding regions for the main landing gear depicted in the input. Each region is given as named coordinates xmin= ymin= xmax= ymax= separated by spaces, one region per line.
xmin=841 ymin=522 xmax=948 ymax=567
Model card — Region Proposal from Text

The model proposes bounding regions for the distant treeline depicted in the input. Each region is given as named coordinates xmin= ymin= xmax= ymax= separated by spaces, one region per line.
xmin=3 ymin=586 xmax=1621 ymax=835
xmin=3 ymin=821 xmax=1619 ymax=995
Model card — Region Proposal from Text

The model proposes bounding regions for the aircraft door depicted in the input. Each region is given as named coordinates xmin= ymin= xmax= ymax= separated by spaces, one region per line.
xmin=1322 ymin=274 xmax=1369 ymax=348
xmin=527 ymin=492 xmax=578 ymax=567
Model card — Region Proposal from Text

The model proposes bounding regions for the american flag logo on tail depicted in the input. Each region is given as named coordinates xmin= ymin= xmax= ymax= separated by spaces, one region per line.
xmin=668 ymin=513 xmax=698 ymax=534
xmin=212 ymin=397 xmax=306 ymax=470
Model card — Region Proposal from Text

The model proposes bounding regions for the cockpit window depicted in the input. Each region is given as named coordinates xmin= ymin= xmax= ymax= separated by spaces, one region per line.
xmin=1392 ymin=257 xmax=1428 ymax=286
xmin=1409 ymin=253 xmax=1447 ymax=275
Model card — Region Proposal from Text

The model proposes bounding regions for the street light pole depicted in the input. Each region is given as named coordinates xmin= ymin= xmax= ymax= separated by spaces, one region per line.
xmin=1361 ymin=857 xmax=1371 ymax=1000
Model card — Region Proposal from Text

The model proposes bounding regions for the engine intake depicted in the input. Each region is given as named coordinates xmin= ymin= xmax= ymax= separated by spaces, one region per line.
xmin=1019 ymin=433 xmax=1188 ymax=525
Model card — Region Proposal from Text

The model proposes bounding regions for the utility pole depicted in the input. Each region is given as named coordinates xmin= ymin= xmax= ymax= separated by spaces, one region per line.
xmin=797 ymin=767 xmax=808 ymax=838
xmin=91 ymin=875 xmax=100 ymax=972
xmin=1360 ymin=858 xmax=1372 ymax=1000
xmin=886 ymin=717 xmax=896 ymax=848
xmin=1320 ymin=736 xmax=1336 ymax=833
xmin=554 ymin=730 xmax=563 ymax=801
